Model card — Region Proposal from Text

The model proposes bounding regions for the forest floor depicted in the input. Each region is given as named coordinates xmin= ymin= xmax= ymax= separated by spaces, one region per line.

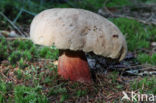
xmin=0 ymin=0 xmax=156 ymax=103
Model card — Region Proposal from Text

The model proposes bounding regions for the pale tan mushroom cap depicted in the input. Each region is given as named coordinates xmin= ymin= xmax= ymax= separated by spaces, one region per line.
xmin=30 ymin=8 xmax=127 ymax=61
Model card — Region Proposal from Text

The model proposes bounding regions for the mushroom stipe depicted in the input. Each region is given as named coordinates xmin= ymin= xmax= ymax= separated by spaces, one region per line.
xmin=58 ymin=50 xmax=92 ymax=83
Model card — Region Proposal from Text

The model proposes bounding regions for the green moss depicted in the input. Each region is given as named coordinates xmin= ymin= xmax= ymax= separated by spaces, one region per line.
xmin=0 ymin=37 xmax=8 ymax=61
xmin=8 ymin=50 xmax=22 ymax=65
xmin=60 ymin=94 xmax=68 ymax=103
xmin=106 ymin=0 xmax=131 ymax=7
xmin=0 ymin=80 xmax=13 ymax=103
xmin=0 ymin=80 xmax=7 ymax=103
xmin=18 ymin=58 xmax=28 ymax=69
xmin=136 ymin=40 xmax=150 ymax=49
xmin=14 ymin=69 xmax=23 ymax=79
xmin=0 ymin=43 xmax=8 ymax=61
xmin=110 ymin=18 xmax=152 ymax=51
xmin=23 ymin=50 xmax=32 ymax=61
xmin=17 ymin=40 xmax=34 ymax=50
xmin=8 ymin=50 xmax=32 ymax=66
xmin=136 ymin=53 xmax=156 ymax=65
xmin=131 ymin=76 xmax=156 ymax=94
xmin=149 ymin=26 xmax=156 ymax=41
xmin=49 ymin=87 xmax=67 ymax=96
xmin=76 ymin=89 xmax=87 ymax=97
xmin=0 ymin=38 xmax=58 ymax=67
xmin=108 ymin=71 xmax=119 ymax=84
xmin=8 ymin=40 xmax=36 ymax=67
xmin=14 ymin=85 xmax=48 ymax=103
xmin=151 ymin=53 xmax=156 ymax=65
xmin=39 ymin=46 xmax=59 ymax=60
xmin=137 ymin=53 xmax=150 ymax=64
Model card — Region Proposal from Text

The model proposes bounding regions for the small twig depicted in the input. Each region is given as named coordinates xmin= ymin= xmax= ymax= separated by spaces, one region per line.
xmin=0 ymin=12 xmax=26 ymax=37
xmin=99 ymin=10 xmax=156 ymax=25
xmin=120 ymin=15 xmax=156 ymax=26
xmin=0 ymin=71 xmax=10 ymax=81
xmin=104 ymin=0 xmax=109 ymax=6
xmin=38 ymin=58 xmax=54 ymax=61
xmin=99 ymin=3 xmax=156 ymax=25
xmin=6 ymin=37 xmax=30 ymax=40
xmin=13 ymin=9 xmax=23 ymax=23
xmin=13 ymin=8 xmax=36 ymax=23
xmin=22 ymin=8 xmax=36 ymax=16
xmin=103 ymin=0 xmax=113 ymax=15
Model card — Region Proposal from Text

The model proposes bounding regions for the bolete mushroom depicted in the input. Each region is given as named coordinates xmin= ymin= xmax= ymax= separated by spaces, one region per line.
xmin=30 ymin=8 xmax=127 ymax=83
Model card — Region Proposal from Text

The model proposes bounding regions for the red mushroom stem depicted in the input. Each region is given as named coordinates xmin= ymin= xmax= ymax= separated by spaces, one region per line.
xmin=58 ymin=50 xmax=92 ymax=83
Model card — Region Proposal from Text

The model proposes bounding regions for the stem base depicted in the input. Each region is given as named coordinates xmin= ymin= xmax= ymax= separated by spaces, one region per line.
xmin=58 ymin=50 xmax=91 ymax=83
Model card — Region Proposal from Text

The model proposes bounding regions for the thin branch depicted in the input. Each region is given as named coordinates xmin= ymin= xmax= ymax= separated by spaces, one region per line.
xmin=22 ymin=8 xmax=36 ymax=16
xmin=13 ymin=8 xmax=36 ymax=23
xmin=0 ymin=12 xmax=26 ymax=37
xmin=113 ymin=14 xmax=156 ymax=25
xmin=13 ymin=9 xmax=23 ymax=23
xmin=98 ymin=8 xmax=156 ymax=26
xmin=6 ymin=37 xmax=30 ymax=40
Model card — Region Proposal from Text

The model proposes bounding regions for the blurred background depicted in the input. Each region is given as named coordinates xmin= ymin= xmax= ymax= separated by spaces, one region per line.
xmin=0 ymin=0 xmax=155 ymax=36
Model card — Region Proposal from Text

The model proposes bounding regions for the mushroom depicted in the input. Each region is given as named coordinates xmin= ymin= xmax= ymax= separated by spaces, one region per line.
xmin=30 ymin=8 xmax=127 ymax=83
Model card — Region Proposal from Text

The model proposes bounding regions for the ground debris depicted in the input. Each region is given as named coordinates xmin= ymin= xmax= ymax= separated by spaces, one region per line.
xmin=98 ymin=3 xmax=156 ymax=25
